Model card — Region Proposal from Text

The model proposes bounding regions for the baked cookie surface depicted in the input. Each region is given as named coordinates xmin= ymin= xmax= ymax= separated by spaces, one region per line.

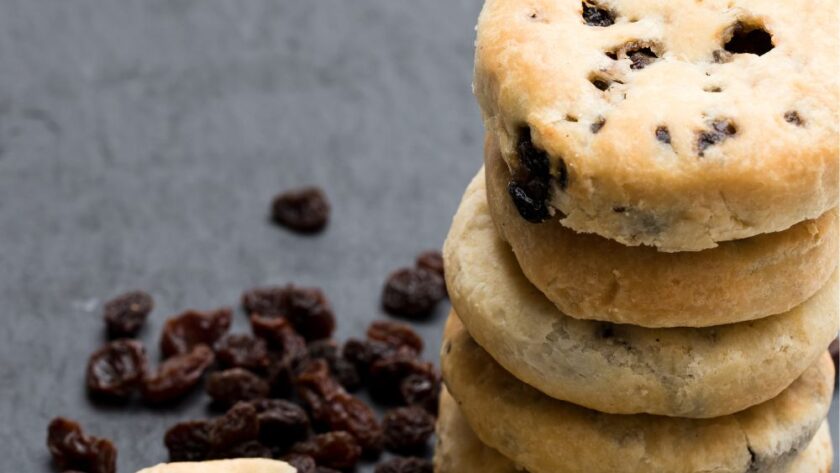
xmin=444 ymin=169 xmax=838 ymax=417
xmin=441 ymin=314 xmax=835 ymax=473
xmin=484 ymin=133 xmax=839 ymax=327
xmin=475 ymin=0 xmax=839 ymax=251
xmin=137 ymin=459 xmax=294 ymax=473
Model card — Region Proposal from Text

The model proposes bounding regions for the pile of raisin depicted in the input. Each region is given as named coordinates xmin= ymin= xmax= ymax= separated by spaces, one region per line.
xmin=381 ymin=251 xmax=447 ymax=318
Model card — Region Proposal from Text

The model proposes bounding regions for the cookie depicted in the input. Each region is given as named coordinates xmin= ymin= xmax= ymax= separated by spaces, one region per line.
xmin=137 ymin=459 xmax=294 ymax=473
xmin=435 ymin=385 xmax=834 ymax=473
xmin=484 ymin=133 xmax=839 ymax=327
xmin=441 ymin=314 xmax=835 ymax=473
xmin=474 ymin=0 xmax=839 ymax=251
xmin=444 ymin=168 xmax=838 ymax=417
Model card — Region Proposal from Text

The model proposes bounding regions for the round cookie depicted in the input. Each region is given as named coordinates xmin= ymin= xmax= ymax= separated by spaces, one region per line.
xmin=441 ymin=314 xmax=836 ymax=473
xmin=444 ymin=169 xmax=838 ymax=417
xmin=474 ymin=0 xmax=839 ymax=251
xmin=137 ymin=459 xmax=294 ymax=473
xmin=484 ymin=133 xmax=839 ymax=327
xmin=435 ymin=386 xmax=834 ymax=473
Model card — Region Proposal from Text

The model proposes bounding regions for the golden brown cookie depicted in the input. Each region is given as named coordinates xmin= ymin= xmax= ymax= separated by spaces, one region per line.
xmin=475 ymin=0 xmax=839 ymax=251
xmin=441 ymin=314 xmax=835 ymax=473
xmin=484 ymin=133 xmax=838 ymax=327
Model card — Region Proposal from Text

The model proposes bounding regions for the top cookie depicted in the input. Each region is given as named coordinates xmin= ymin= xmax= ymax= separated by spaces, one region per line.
xmin=474 ymin=0 xmax=839 ymax=251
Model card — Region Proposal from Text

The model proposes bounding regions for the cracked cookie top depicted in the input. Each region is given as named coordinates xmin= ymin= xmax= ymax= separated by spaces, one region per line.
xmin=474 ymin=0 xmax=839 ymax=251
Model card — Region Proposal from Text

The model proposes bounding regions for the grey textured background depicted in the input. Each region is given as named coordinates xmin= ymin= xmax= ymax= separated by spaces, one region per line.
xmin=0 ymin=1 xmax=835 ymax=472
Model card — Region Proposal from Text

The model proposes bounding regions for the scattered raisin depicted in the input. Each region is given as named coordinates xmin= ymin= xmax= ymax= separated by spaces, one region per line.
xmin=784 ymin=111 xmax=804 ymax=126
xmin=369 ymin=348 xmax=436 ymax=403
xmin=582 ymin=1 xmax=614 ymax=27
xmin=724 ymin=22 xmax=773 ymax=56
xmin=283 ymin=454 xmax=317 ymax=473
xmin=214 ymin=334 xmax=270 ymax=372
xmin=307 ymin=340 xmax=361 ymax=391
xmin=248 ymin=399 xmax=310 ymax=447
xmin=160 ymin=308 xmax=232 ymax=358
xmin=375 ymin=457 xmax=434 ymax=473
xmin=367 ymin=320 xmax=424 ymax=354
xmin=382 ymin=268 xmax=445 ymax=319
xmin=655 ymin=126 xmax=671 ymax=144
xmin=382 ymin=407 xmax=435 ymax=453
xmin=415 ymin=251 xmax=444 ymax=279
xmin=291 ymin=431 xmax=361 ymax=470
xmin=103 ymin=290 xmax=153 ymax=338
xmin=400 ymin=373 xmax=440 ymax=414
xmin=86 ymin=339 xmax=147 ymax=400
xmin=47 ymin=417 xmax=117 ymax=473
xmin=209 ymin=402 xmax=260 ymax=451
xmin=271 ymin=187 xmax=330 ymax=233
xmin=697 ymin=118 xmax=737 ymax=156
xmin=142 ymin=345 xmax=215 ymax=403
xmin=218 ymin=440 xmax=272 ymax=459
xmin=243 ymin=285 xmax=335 ymax=341
xmin=251 ymin=315 xmax=308 ymax=363
xmin=343 ymin=338 xmax=393 ymax=380
xmin=164 ymin=420 xmax=212 ymax=462
xmin=295 ymin=359 xmax=383 ymax=454
xmin=205 ymin=368 xmax=270 ymax=406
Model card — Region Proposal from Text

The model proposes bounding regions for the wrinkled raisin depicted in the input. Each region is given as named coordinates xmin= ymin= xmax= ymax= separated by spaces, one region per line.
xmin=165 ymin=420 xmax=212 ymax=462
xmin=369 ymin=348 xmax=436 ymax=403
xmin=251 ymin=315 xmax=308 ymax=362
xmin=415 ymin=251 xmax=444 ymax=278
xmin=248 ymin=399 xmax=310 ymax=447
xmin=308 ymin=340 xmax=361 ymax=391
xmin=400 ymin=373 xmax=440 ymax=414
xmin=205 ymin=368 xmax=270 ymax=406
xmin=582 ymin=1 xmax=614 ymax=27
xmin=217 ymin=440 xmax=273 ymax=459
xmin=382 ymin=268 xmax=445 ymax=319
xmin=86 ymin=339 xmax=147 ymax=400
xmin=316 ymin=467 xmax=342 ymax=473
xmin=214 ymin=334 xmax=270 ymax=372
xmin=375 ymin=457 xmax=433 ymax=473
xmin=382 ymin=407 xmax=435 ymax=453
xmin=697 ymin=119 xmax=737 ymax=156
xmin=243 ymin=285 xmax=335 ymax=341
xmin=271 ymin=187 xmax=330 ymax=233
xmin=508 ymin=128 xmax=560 ymax=223
xmin=343 ymin=339 xmax=395 ymax=380
xmin=283 ymin=454 xmax=317 ymax=473
xmin=295 ymin=360 xmax=383 ymax=454
xmin=103 ymin=291 xmax=153 ymax=338
xmin=47 ymin=417 xmax=117 ymax=473
xmin=142 ymin=345 xmax=215 ymax=403
xmin=367 ymin=320 xmax=424 ymax=354
xmin=160 ymin=308 xmax=232 ymax=358
xmin=209 ymin=402 xmax=260 ymax=451
xmin=291 ymin=431 xmax=361 ymax=470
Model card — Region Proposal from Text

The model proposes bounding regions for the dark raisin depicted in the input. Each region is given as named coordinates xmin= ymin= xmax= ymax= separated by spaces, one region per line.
xmin=160 ymin=308 xmax=232 ymax=358
xmin=784 ymin=111 xmax=804 ymax=126
xmin=382 ymin=268 xmax=446 ymax=319
xmin=248 ymin=399 xmax=310 ymax=447
xmin=628 ymin=47 xmax=658 ymax=70
xmin=400 ymin=373 xmax=440 ymax=414
xmin=164 ymin=420 xmax=212 ymax=462
xmin=251 ymin=315 xmax=308 ymax=363
xmin=291 ymin=431 xmax=361 ymax=470
xmin=367 ymin=320 xmax=424 ymax=354
xmin=582 ymin=1 xmax=614 ymax=27
xmin=271 ymin=187 xmax=330 ymax=233
xmin=217 ymin=440 xmax=273 ymax=459
xmin=598 ymin=323 xmax=615 ymax=339
xmin=343 ymin=338 xmax=393 ymax=380
xmin=591 ymin=77 xmax=611 ymax=91
xmin=103 ymin=290 xmax=153 ymax=338
xmin=47 ymin=418 xmax=117 ymax=473
xmin=214 ymin=334 xmax=270 ymax=372
xmin=308 ymin=340 xmax=362 ymax=391
xmin=590 ymin=117 xmax=606 ymax=134
xmin=295 ymin=360 xmax=383 ymax=454
xmin=315 ymin=467 xmax=342 ymax=473
xmin=382 ymin=407 xmax=435 ymax=453
xmin=697 ymin=118 xmax=737 ymax=156
xmin=308 ymin=340 xmax=339 ymax=363
xmin=655 ymin=126 xmax=671 ymax=144
xmin=508 ymin=181 xmax=550 ymax=223
xmin=142 ymin=345 xmax=215 ymax=403
xmin=375 ymin=457 xmax=434 ymax=473
xmin=415 ymin=250 xmax=444 ymax=278
xmin=830 ymin=338 xmax=839 ymax=379
xmin=283 ymin=454 xmax=317 ymax=473
xmin=86 ymin=339 xmax=147 ymax=400
xmin=243 ymin=285 xmax=335 ymax=341
xmin=206 ymin=368 xmax=270 ymax=406
xmin=369 ymin=348 xmax=436 ymax=403
xmin=724 ymin=22 xmax=773 ymax=56
xmin=516 ymin=130 xmax=550 ymax=178
xmin=209 ymin=402 xmax=260 ymax=451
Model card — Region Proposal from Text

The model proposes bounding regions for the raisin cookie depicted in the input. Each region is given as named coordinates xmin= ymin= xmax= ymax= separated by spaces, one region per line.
xmin=444 ymin=169 xmax=838 ymax=417
xmin=137 ymin=459 xmax=294 ymax=473
xmin=484 ymin=133 xmax=839 ymax=327
xmin=436 ymin=385 xmax=834 ymax=473
xmin=474 ymin=0 xmax=839 ymax=251
xmin=441 ymin=314 xmax=835 ymax=473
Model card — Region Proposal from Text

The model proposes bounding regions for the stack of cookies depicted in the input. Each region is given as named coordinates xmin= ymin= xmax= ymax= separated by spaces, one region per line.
xmin=435 ymin=0 xmax=839 ymax=472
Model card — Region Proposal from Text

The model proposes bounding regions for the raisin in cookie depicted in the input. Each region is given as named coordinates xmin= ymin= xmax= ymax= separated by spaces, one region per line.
xmin=435 ymin=385 xmax=833 ymax=473
xmin=441 ymin=314 xmax=835 ymax=473
xmin=137 ymin=460 xmax=294 ymax=473
xmin=444 ymin=169 xmax=838 ymax=417
xmin=484 ymin=133 xmax=838 ymax=327
xmin=474 ymin=0 xmax=839 ymax=251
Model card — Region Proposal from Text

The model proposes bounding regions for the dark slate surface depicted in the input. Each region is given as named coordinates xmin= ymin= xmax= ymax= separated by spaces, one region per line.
xmin=0 ymin=1 xmax=835 ymax=472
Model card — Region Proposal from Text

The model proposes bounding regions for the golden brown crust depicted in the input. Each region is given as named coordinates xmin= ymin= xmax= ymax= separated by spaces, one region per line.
xmin=475 ymin=0 xmax=839 ymax=251
xmin=484 ymin=133 xmax=839 ymax=327
xmin=441 ymin=314 xmax=835 ymax=473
